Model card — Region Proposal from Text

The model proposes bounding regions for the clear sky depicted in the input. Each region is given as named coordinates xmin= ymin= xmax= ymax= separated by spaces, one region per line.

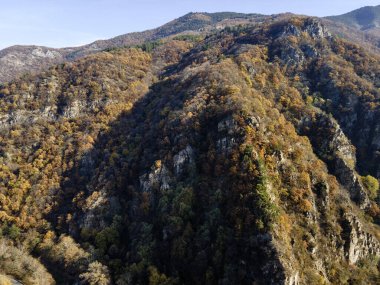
xmin=1 ymin=0 xmax=379 ymax=50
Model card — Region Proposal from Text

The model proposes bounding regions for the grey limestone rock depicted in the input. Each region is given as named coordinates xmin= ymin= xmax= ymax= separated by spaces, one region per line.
xmin=342 ymin=212 xmax=380 ymax=264
xmin=139 ymin=163 xmax=171 ymax=192
xmin=173 ymin=145 xmax=195 ymax=176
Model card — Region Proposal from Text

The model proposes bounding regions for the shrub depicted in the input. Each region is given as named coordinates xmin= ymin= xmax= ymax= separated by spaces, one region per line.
xmin=361 ymin=175 xmax=379 ymax=199
xmin=148 ymin=266 xmax=169 ymax=285
xmin=4 ymin=225 xmax=20 ymax=240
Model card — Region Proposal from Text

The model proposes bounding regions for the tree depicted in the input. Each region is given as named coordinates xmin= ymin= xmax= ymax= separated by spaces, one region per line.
xmin=148 ymin=266 xmax=169 ymax=285
xmin=0 ymin=275 xmax=11 ymax=285
xmin=80 ymin=262 xmax=111 ymax=285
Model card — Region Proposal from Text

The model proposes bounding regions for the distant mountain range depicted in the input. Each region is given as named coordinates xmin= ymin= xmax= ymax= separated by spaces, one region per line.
xmin=326 ymin=5 xmax=380 ymax=33
xmin=1 ymin=6 xmax=380 ymax=83
xmin=323 ymin=5 xmax=380 ymax=51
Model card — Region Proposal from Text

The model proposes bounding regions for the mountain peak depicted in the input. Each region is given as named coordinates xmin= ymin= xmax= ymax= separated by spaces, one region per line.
xmin=326 ymin=5 xmax=380 ymax=31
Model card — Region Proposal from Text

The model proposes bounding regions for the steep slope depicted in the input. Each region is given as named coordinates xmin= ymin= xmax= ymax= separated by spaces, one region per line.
xmin=0 ymin=39 xmax=194 ymax=284
xmin=0 ymin=17 xmax=379 ymax=284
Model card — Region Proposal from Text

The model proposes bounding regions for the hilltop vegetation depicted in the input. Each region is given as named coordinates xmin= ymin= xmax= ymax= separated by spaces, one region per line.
xmin=0 ymin=16 xmax=379 ymax=284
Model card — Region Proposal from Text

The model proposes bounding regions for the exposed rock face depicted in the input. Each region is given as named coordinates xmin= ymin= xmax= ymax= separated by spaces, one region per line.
xmin=301 ymin=44 xmax=319 ymax=58
xmin=304 ymin=18 xmax=331 ymax=39
xmin=218 ymin=116 xmax=239 ymax=134
xmin=0 ymin=107 xmax=57 ymax=128
xmin=315 ymin=181 xmax=330 ymax=209
xmin=0 ymin=46 xmax=65 ymax=83
xmin=311 ymin=57 xmax=380 ymax=179
xmin=342 ymin=212 xmax=380 ymax=264
xmin=275 ymin=19 xmax=330 ymax=65
xmin=139 ymin=162 xmax=171 ymax=192
xmin=255 ymin=234 xmax=288 ymax=285
xmin=246 ymin=115 xmax=261 ymax=129
xmin=60 ymin=100 xmax=84 ymax=118
xmin=301 ymin=113 xmax=370 ymax=208
xmin=59 ymin=99 xmax=105 ymax=119
xmin=279 ymin=46 xmax=305 ymax=65
xmin=31 ymin=47 xmax=62 ymax=59
xmin=173 ymin=145 xmax=195 ymax=176
xmin=334 ymin=157 xmax=370 ymax=208
xmin=79 ymin=191 xmax=111 ymax=230
xmin=278 ymin=18 xmax=331 ymax=40
xmin=285 ymin=272 xmax=300 ymax=285
xmin=281 ymin=24 xmax=301 ymax=37
xmin=216 ymin=137 xmax=237 ymax=153
xmin=217 ymin=116 xmax=240 ymax=153
xmin=0 ymin=98 xmax=105 ymax=129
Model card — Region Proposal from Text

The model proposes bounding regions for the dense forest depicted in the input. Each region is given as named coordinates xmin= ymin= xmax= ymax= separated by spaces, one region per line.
xmin=0 ymin=15 xmax=379 ymax=284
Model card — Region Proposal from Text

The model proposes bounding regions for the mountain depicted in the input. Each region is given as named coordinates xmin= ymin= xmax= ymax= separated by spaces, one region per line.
xmin=0 ymin=45 xmax=65 ymax=83
xmin=0 ymin=15 xmax=379 ymax=284
xmin=326 ymin=5 xmax=380 ymax=33
xmin=324 ymin=5 xmax=380 ymax=52
xmin=0 ymin=12 xmax=267 ymax=83
xmin=2 ymin=9 xmax=380 ymax=84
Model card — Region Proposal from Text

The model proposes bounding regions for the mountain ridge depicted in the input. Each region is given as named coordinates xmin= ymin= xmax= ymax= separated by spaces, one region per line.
xmin=1 ymin=7 xmax=380 ymax=83
xmin=0 ymin=12 xmax=267 ymax=83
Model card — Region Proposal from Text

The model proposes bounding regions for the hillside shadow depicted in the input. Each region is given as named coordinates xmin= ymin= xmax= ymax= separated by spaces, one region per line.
xmin=43 ymin=48 xmax=286 ymax=284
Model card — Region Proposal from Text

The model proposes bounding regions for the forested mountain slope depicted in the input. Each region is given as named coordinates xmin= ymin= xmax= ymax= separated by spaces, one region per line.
xmin=0 ymin=16 xmax=379 ymax=284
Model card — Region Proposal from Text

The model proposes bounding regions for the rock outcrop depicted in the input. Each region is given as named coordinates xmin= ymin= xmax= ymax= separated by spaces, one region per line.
xmin=341 ymin=212 xmax=380 ymax=264
xmin=140 ymin=162 xmax=171 ymax=192
xmin=301 ymin=113 xmax=370 ymax=208
xmin=173 ymin=145 xmax=195 ymax=176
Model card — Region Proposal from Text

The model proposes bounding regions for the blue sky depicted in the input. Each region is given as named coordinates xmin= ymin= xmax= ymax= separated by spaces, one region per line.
xmin=1 ymin=0 xmax=379 ymax=50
